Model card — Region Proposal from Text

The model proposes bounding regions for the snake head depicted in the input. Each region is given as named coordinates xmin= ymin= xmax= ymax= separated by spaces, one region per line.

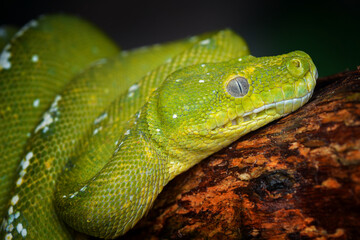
xmin=148 ymin=51 xmax=317 ymax=171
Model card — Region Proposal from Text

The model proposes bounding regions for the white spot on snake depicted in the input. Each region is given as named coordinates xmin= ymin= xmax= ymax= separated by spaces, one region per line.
xmin=8 ymin=206 xmax=13 ymax=215
xmin=129 ymin=84 xmax=139 ymax=92
xmin=238 ymin=58 xmax=243 ymax=61
xmin=35 ymin=113 xmax=52 ymax=133
xmin=14 ymin=19 xmax=38 ymax=38
xmin=51 ymin=95 xmax=61 ymax=110
xmin=128 ymin=84 xmax=139 ymax=97
xmin=5 ymin=232 xmax=13 ymax=240
xmin=80 ymin=186 xmax=87 ymax=192
xmin=14 ymin=212 xmax=20 ymax=219
xmin=21 ymin=152 xmax=33 ymax=170
xmin=0 ymin=44 xmax=12 ymax=70
xmin=16 ymin=223 xmax=23 ymax=234
xmin=19 ymin=170 xmax=26 ymax=177
xmin=156 ymin=129 xmax=160 ymax=132
xmin=175 ymin=79 xmax=181 ymax=82
xmin=35 ymin=95 xmax=61 ymax=133
xmin=22 ymin=160 xmax=29 ymax=170
xmin=200 ymin=39 xmax=210 ymax=45
xmin=199 ymin=80 xmax=205 ymax=83
xmin=93 ymin=126 xmax=102 ymax=135
xmin=26 ymin=132 xmax=30 ymax=137
xmin=165 ymin=58 xmax=172 ymax=63
xmin=114 ymin=141 xmax=124 ymax=154
xmin=10 ymin=195 xmax=19 ymax=206
xmin=201 ymin=64 xmax=206 ymax=67
xmin=33 ymin=98 xmax=40 ymax=108
xmin=173 ymin=114 xmax=177 ymax=119
xmin=206 ymin=72 xmax=210 ymax=75
xmin=94 ymin=112 xmax=108 ymax=125
xmin=124 ymin=130 xmax=130 ymax=135
xmin=16 ymin=178 xmax=23 ymax=187
xmin=31 ymin=54 xmax=38 ymax=62
xmin=21 ymin=229 xmax=27 ymax=237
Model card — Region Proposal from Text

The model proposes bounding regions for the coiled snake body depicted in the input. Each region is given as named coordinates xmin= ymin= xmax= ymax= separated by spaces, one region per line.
xmin=0 ymin=15 xmax=317 ymax=239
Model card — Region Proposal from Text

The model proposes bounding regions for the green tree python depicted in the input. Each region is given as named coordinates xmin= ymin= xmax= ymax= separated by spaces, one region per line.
xmin=0 ymin=15 xmax=317 ymax=239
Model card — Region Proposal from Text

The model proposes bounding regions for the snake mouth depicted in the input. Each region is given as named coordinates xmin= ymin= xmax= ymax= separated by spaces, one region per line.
xmin=208 ymin=67 xmax=317 ymax=134
xmin=205 ymin=90 xmax=313 ymax=135
xmin=228 ymin=90 xmax=313 ymax=127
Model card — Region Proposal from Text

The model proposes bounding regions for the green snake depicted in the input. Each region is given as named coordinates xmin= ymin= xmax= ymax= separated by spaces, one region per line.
xmin=0 ymin=14 xmax=317 ymax=239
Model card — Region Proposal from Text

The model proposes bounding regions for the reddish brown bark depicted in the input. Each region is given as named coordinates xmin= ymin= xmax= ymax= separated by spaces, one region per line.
xmin=120 ymin=68 xmax=360 ymax=240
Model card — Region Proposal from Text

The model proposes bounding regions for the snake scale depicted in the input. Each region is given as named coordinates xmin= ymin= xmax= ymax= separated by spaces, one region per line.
xmin=0 ymin=15 xmax=317 ymax=239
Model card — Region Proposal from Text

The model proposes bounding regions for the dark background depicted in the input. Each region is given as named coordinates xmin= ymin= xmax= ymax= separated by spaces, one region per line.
xmin=1 ymin=0 xmax=359 ymax=77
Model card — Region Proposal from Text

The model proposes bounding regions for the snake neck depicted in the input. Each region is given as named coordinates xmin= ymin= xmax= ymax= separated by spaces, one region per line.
xmin=142 ymin=94 xmax=210 ymax=181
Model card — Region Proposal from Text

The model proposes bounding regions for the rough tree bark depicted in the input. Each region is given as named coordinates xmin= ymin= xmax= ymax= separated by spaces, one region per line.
xmin=119 ymin=68 xmax=360 ymax=240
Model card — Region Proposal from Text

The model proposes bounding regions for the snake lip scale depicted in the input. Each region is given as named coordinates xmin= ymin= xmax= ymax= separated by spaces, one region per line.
xmin=231 ymin=90 xmax=313 ymax=126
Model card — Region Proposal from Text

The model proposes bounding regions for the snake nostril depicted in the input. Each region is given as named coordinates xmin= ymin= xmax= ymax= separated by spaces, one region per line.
xmin=292 ymin=59 xmax=301 ymax=68
xmin=286 ymin=57 xmax=310 ymax=78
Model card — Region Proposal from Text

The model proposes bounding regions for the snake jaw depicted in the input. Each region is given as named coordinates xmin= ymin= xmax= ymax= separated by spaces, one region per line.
xmin=200 ymin=89 xmax=314 ymax=136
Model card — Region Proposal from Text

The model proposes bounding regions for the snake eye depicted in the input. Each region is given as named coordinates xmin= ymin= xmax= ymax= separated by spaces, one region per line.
xmin=226 ymin=77 xmax=249 ymax=98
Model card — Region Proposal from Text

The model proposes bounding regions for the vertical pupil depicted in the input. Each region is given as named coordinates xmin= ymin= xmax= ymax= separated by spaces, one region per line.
xmin=236 ymin=79 xmax=243 ymax=94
